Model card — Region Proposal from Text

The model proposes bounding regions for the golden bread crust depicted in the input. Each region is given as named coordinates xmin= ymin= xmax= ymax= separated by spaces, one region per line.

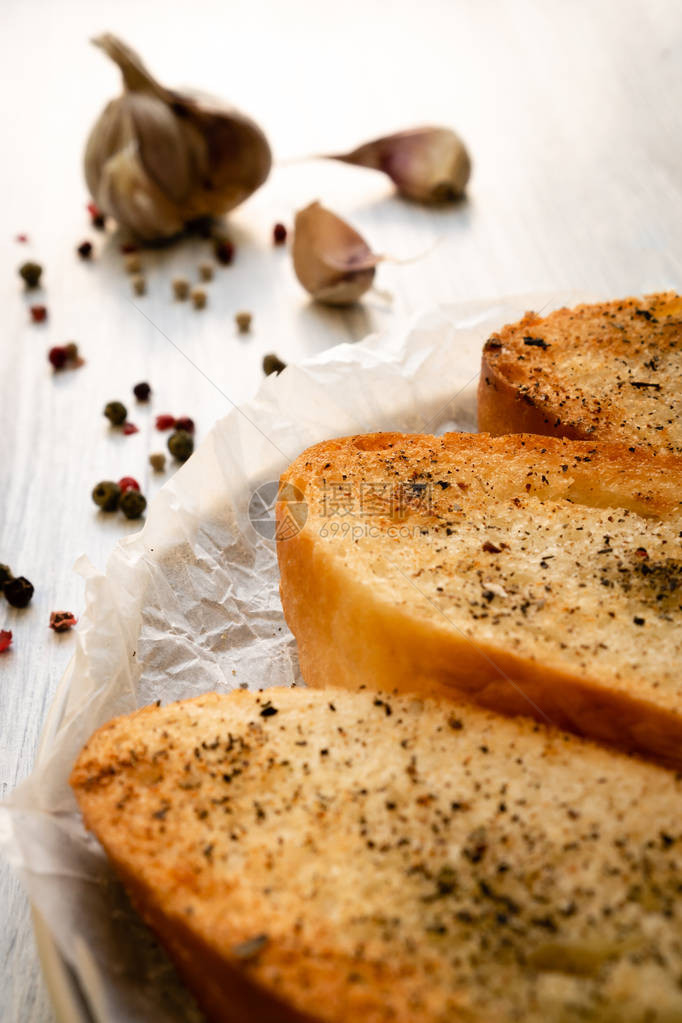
xmin=478 ymin=292 xmax=682 ymax=452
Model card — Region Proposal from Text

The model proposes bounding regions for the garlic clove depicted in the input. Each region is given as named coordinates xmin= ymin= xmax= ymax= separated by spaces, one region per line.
xmin=292 ymin=202 xmax=381 ymax=306
xmin=197 ymin=110 xmax=272 ymax=207
xmin=312 ymin=271 xmax=377 ymax=307
xmin=329 ymin=127 xmax=471 ymax=203
xmin=126 ymin=92 xmax=202 ymax=205
xmin=84 ymin=98 xmax=131 ymax=200
xmin=85 ymin=35 xmax=272 ymax=240
xmin=98 ymin=146 xmax=185 ymax=240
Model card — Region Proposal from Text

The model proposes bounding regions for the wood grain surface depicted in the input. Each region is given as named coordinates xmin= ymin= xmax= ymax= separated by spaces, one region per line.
xmin=1 ymin=0 xmax=681 ymax=1019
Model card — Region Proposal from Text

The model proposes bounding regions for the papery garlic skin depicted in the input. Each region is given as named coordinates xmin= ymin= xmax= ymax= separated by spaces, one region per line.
xmin=332 ymin=127 xmax=471 ymax=203
xmin=84 ymin=35 xmax=271 ymax=241
xmin=292 ymin=202 xmax=380 ymax=306
xmin=311 ymin=271 xmax=376 ymax=306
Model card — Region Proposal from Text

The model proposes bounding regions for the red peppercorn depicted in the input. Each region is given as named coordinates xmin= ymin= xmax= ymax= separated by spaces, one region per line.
xmin=174 ymin=416 xmax=195 ymax=433
xmin=87 ymin=202 xmax=106 ymax=230
xmin=77 ymin=240 xmax=93 ymax=259
xmin=155 ymin=413 xmax=176 ymax=430
xmin=30 ymin=305 xmax=47 ymax=323
xmin=16 ymin=234 xmax=28 ymax=243
xmin=118 ymin=476 xmax=141 ymax=493
xmin=214 ymin=239 xmax=234 ymax=265
xmin=273 ymin=222 xmax=287 ymax=244
xmin=49 ymin=611 xmax=77 ymax=633
xmin=120 ymin=242 xmax=139 ymax=254
xmin=122 ymin=422 xmax=139 ymax=435
xmin=0 ymin=630 xmax=12 ymax=653
xmin=48 ymin=346 xmax=68 ymax=370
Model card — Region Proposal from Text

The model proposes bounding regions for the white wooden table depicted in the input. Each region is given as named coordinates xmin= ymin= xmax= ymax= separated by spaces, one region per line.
xmin=2 ymin=0 xmax=681 ymax=1018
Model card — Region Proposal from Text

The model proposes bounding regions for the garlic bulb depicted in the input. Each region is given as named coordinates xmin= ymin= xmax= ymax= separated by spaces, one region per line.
xmin=328 ymin=127 xmax=471 ymax=203
xmin=84 ymin=35 xmax=272 ymax=240
xmin=292 ymin=202 xmax=381 ymax=306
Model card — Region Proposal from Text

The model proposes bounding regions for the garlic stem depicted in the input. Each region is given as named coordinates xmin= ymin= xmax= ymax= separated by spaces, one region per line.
xmin=91 ymin=34 xmax=165 ymax=98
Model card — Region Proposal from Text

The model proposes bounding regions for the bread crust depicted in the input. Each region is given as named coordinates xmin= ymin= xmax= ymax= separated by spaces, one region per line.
xmin=477 ymin=292 xmax=682 ymax=452
xmin=109 ymin=847 xmax=318 ymax=1023
xmin=72 ymin=694 xmax=450 ymax=1023
xmin=279 ymin=521 xmax=682 ymax=763
xmin=479 ymin=340 xmax=588 ymax=440
xmin=71 ymin=688 xmax=682 ymax=1023
xmin=277 ymin=431 xmax=682 ymax=767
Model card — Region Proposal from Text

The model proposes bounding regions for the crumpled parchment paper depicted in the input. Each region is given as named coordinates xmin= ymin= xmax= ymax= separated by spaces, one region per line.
xmin=0 ymin=293 xmax=590 ymax=1022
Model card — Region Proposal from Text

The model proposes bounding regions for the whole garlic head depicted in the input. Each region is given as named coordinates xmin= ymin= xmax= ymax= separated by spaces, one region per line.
xmin=84 ymin=35 xmax=272 ymax=240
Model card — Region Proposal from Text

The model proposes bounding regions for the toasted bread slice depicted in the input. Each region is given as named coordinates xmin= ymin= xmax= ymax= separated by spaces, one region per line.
xmin=72 ymin=687 xmax=682 ymax=1023
xmin=277 ymin=432 xmax=682 ymax=766
xmin=477 ymin=292 xmax=682 ymax=452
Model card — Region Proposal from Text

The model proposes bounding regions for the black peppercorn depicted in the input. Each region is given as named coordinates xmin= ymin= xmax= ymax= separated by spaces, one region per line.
xmin=104 ymin=401 xmax=127 ymax=426
xmin=0 ymin=564 xmax=14 ymax=589
xmin=92 ymin=481 xmax=121 ymax=511
xmin=19 ymin=261 xmax=42 ymax=288
xmin=263 ymin=353 xmax=286 ymax=376
xmin=133 ymin=381 xmax=151 ymax=402
xmin=168 ymin=429 xmax=194 ymax=462
xmin=4 ymin=576 xmax=34 ymax=608
xmin=77 ymin=241 xmax=93 ymax=260
xmin=120 ymin=489 xmax=147 ymax=520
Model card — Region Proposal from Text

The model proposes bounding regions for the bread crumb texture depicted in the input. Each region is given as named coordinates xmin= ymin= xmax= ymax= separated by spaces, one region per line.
xmin=72 ymin=688 xmax=682 ymax=1023
xmin=281 ymin=433 xmax=682 ymax=718
xmin=480 ymin=292 xmax=682 ymax=452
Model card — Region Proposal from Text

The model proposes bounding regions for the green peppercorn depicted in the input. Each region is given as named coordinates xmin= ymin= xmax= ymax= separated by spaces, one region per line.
xmin=4 ymin=576 xmax=34 ymax=608
xmin=0 ymin=564 xmax=13 ymax=589
xmin=104 ymin=401 xmax=127 ymax=426
xmin=168 ymin=429 xmax=194 ymax=462
xmin=263 ymin=353 xmax=286 ymax=376
xmin=19 ymin=261 xmax=42 ymax=288
xmin=120 ymin=489 xmax=147 ymax=520
xmin=92 ymin=480 xmax=121 ymax=511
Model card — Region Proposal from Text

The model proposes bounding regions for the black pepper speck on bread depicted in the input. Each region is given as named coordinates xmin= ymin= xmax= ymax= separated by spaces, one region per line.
xmin=71 ymin=687 xmax=682 ymax=1023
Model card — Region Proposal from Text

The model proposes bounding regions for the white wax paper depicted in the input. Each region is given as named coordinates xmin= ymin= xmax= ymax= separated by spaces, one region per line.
xmin=0 ymin=294 xmax=591 ymax=1022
